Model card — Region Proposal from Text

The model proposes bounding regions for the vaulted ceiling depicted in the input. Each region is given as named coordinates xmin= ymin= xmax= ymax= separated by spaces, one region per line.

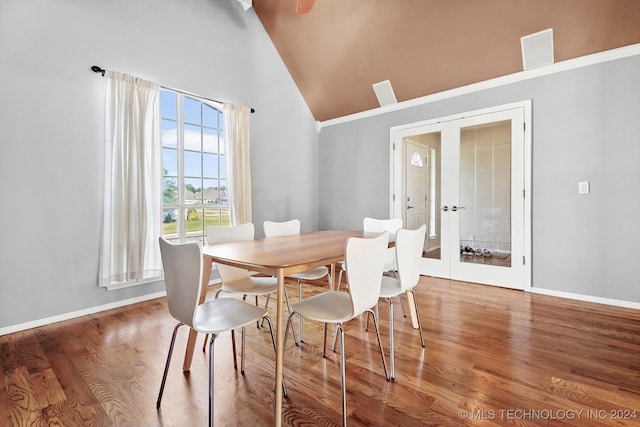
xmin=253 ymin=0 xmax=640 ymax=122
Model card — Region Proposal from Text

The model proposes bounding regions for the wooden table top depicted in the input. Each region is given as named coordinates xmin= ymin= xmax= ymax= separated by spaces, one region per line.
xmin=202 ymin=229 xmax=369 ymax=274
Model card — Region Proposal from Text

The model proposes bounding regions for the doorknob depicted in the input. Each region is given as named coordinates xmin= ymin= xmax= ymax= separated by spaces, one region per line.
xmin=451 ymin=205 xmax=466 ymax=212
xmin=441 ymin=206 xmax=449 ymax=212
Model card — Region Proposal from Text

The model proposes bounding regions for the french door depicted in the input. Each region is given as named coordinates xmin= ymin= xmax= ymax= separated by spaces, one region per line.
xmin=390 ymin=102 xmax=531 ymax=289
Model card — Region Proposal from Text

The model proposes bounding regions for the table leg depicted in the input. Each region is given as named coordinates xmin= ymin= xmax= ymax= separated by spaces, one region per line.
xmin=407 ymin=292 xmax=419 ymax=329
xmin=274 ymin=268 xmax=284 ymax=427
xmin=329 ymin=263 xmax=336 ymax=291
xmin=183 ymin=256 xmax=213 ymax=371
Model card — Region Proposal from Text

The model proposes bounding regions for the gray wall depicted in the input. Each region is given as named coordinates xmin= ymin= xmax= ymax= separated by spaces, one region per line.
xmin=0 ymin=0 xmax=319 ymax=329
xmin=319 ymin=55 xmax=640 ymax=303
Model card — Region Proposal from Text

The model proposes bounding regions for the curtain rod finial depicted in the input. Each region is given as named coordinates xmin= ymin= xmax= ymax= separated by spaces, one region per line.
xmin=91 ymin=65 xmax=105 ymax=76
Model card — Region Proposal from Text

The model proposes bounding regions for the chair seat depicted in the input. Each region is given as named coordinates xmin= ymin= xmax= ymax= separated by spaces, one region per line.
xmin=288 ymin=265 xmax=329 ymax=281
xmin=291 ymin=291 xmax=353 ymax=323
xmin=194 ymin=298 xmax=269 ymax=334
xmin=379 ymin=275 xmax=403 ymax=299
xmin=220 ymin=276 xmax=278 ymax=295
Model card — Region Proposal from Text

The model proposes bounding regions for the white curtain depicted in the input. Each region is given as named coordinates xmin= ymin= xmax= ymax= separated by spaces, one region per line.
xmin=223 ymin=103 xmax=252 ymax=225
xmin=99 ymin=71 xmax=163 ymax=287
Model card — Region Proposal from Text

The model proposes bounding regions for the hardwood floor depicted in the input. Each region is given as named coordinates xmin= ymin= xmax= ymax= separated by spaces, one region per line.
xmin=2 ymin=277 xmax=640 ymax=426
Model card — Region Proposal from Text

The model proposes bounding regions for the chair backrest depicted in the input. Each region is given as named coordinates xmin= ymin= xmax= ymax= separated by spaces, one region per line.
xmin=362 ymin=217 xmax=403 ymax=233
xmin=263 ymin=219 xmax=301 ymax=237
xmin=363 ymin=217 xmax=403 ymax=271
xmin=395 ymin=225 xmax=427 ymax=292
xmin=206 ymin=223 xmax=255 ymax=283
xmin=344 ymin=231 xmax=389 ymax=317
xmin=158 ymin=237 xmax=202 ymax=328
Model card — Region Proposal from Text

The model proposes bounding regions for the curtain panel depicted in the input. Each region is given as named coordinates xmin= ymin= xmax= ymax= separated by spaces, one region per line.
xmin=223 ymin=103 xmax=252 ymax=225
xmin=99 ymin=71 xmax=163 ymax=287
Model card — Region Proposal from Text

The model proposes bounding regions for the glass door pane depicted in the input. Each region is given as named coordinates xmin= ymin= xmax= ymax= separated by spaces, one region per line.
xmin=458 ymin=120 xmax=512 ymax=267
xmin=450 ymin=107 xmax=525 ymax=289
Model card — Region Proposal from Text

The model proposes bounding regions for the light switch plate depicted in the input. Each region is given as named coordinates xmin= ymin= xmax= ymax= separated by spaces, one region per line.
xmin=578 ymin=181 xmax=590 ymax=194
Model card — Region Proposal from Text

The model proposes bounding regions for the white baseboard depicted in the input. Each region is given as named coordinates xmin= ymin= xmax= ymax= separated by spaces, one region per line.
xmin=0 ymin=291 xmax=166 ymax=336
xmin=529 ymin=287 xmax=640 ymax=310
xmin=3 ymin=280 xmax=635 ymax=337
xmin=0 ymin=279 xmax=222 ymax=337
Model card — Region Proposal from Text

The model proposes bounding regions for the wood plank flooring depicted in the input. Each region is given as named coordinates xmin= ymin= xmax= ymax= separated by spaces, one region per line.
xmin=2 ymin=276 xmax=640 ymax=426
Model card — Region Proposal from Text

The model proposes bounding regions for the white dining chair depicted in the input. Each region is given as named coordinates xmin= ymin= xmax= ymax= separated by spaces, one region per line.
xmin=263 ymin=219 xmax=331 ymax=342
xmin=156 ymin=237 xmax=283 ymax=427
xmin=333 ymin=217 xmax=406 ymax=353
xmin=336 ymin=217 xmax=403 ymax=290
xmin=379 ymin=224 xmax=427 ymax=380
xmin=201 ymin=223 xmax=296 ymax=366
xmin=283 ymin=231 xmax=390 ymax=427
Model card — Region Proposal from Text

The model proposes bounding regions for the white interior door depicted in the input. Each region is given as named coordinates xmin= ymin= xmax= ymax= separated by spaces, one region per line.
xmin=393 ymin=123 xmax=451 ymax=279
xmin=390 ymin=102 xmax=530 ymax=290
xmin=448 ymin=109 xmax=525 ymax=288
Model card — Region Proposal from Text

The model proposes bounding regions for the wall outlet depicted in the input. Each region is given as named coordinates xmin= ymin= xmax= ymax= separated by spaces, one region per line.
xmin=578 ymin=181 xmax=590 ymax=194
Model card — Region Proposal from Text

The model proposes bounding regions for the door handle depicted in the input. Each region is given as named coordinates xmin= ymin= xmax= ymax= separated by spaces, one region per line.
xmin=407 ymin=205 xmax=414 ymax=210
xmin=441 ymin=206 xmax=449 ymax=212
xmin=451 ymin=205 xmax=466 ymax=212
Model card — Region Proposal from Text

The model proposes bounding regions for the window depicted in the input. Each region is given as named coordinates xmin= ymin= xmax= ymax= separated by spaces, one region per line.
xmin=410 ymin=151 xmax=424 ymax=167
xmin=161 ymin=89 xmax=230 ymax=244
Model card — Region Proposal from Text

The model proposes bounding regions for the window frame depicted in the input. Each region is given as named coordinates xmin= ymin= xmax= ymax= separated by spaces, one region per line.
xmin=161 ymin=89 xmax=229 ymax=244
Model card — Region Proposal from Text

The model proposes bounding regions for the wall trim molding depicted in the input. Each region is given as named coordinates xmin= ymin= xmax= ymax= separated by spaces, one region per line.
xmin=317 ymin=43 xmax=640 ymax=131
xmin=2 ymin=279 xmax=636 ymax=336
xmin=529 ymin=287 xmax=640 ymax=311
xmin=0 ymin=279 xmax=222 ymax=337
xmin=0 ymin=291 xmax=166 ymax=336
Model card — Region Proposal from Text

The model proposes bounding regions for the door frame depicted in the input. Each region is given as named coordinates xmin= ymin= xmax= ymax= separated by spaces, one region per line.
xmin=389 ymin=100 xmax=532 ymax=290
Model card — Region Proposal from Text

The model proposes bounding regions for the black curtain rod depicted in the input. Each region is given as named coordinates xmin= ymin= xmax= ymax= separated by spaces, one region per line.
xmin=90 ymin=66 xmax=255 ymax=113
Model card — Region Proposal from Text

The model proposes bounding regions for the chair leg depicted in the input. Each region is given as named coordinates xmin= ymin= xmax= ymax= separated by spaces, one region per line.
xmin=366 ymin=309 xmax=390 ymax=381
xmin=398 ymin=292 xmax=407 ymax=317
xmin=409 ymin=290 xmax=426 ymax=348
xmin=297 ymin=279 xmax=304 ymax=342
xmin=331 ymin=323 xmax=341 ymax=353
xmin=202 ymin=333 xmax=209 ymax=352
xmin=264 ymin=293 xmax=271 ymax=309
xmin=283 ymin=288 xmax=299 ymax=345
xmin=240 ymin=326 xmax=246 ymax=374
xmin=283 ymin=313 xmax=301 ymax=396
xmin=283 ymin=312 xmax=294 ymax=348
xmin=336 ymin=269 xmax=344 ymax=291
xmin=338 ymin=323 xmax=347 ymax=427
xmin=322 ymin=323 xmax=328 ymax=357
xmin=208 ymin=333 xmax=218 ymax=427
xmin=255 ymin=295 xmax=260 ymax=328
xmin=364 ymin=302 xmax=378 ymax=332
xmin=387 ymin=298 xmax=395 ymax=380
xmin=203 ymin=289 xmax=225 ymax=351
xmin=260 ymin=294 xmax=272 ymax=328
xmin=231 ymin=330 xmax=238 ymax=369
xmin=157 ymin=322 xmax=184 ymax=408
xmin=263 ymin=315 xmax=288 ymax=397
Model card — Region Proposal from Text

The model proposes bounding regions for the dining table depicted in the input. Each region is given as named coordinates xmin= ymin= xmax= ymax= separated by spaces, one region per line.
xmin=182 ymin=229 xmax=391 ymax=426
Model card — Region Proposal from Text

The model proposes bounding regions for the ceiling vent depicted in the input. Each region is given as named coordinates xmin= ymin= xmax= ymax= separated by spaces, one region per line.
xmin=372 ymin=80 xmax=397 ymax=107
xmin=521 ymin=28 xmax=554 ymax=70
